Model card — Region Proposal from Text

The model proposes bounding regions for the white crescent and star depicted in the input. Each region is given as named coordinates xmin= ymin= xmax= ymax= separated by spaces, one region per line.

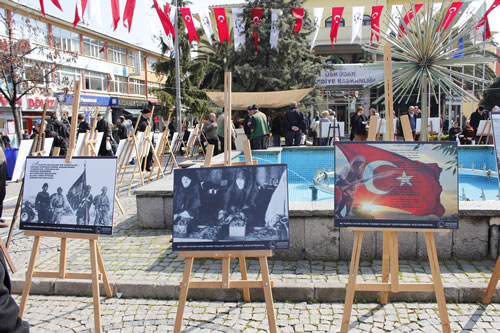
xmin=184 ymin=15 xmax=191 ymax=23
xmin=253 ymin=16 xmax=260 ymax=23
xmin=362 ymin=161 xmax=396 ymax=195
xmin=218 ymin=15 xmax=225 ymax=23
xmin=334 ymin=15 xmax=341 ymax=23
xmin=372 ymin=12 xmax=379 ymax=19
xmin=396 ymin=171 xmax=413 ymax=186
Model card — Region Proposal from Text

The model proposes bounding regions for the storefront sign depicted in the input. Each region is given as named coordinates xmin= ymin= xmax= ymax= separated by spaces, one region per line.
xmin=317 ymin=64 xmax=384 ymax=86
xmin=0 ymin=95 xmax=23 ymax=107
xmin=25 ymin=96 xmax=57 ymax=111
xmin=55 ymin=93 xmax=111 ymax=106
xmin=113 ymin=97 xmax=149 ymax=108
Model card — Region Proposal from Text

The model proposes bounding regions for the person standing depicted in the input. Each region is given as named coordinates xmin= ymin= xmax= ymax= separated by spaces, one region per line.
xmin=243 ymin=106 xmax=256 ymax=142
xmin=270 ymin=113 xmax=282 ymax=147
xmin=217 ymin=111 xmax=236 ymax=152
xmin=0 ymin=146 xmax=7 ymax=225
xmin=77 ymin=114 xmax=91 ymax=134
xmin=35 ymin=183 xmax=50 ymax=223
xmin=76 ymin=185 xmax=93 ymax=225
xmin=0 ymin=131 xmax=10 ymax=148
xmin=352 ymin=106 xmax=368 ymax=141
xmin=285 ymin=101 xmax=306 ymax=146
xmin=136 ymin=108 xmax=153 ymax=171
xmin=470 ymin=105 xmax=488 ymax=143
xmin=203 ymin=113 xmax=219 ymax=155
xmin=96 ymin=112 xmax=113 ymax=156
xmin=50 ymin=187 xmax=68 ymax=224
xmin=93 ymin=186 xmax=111 ymax=226
xmin=319 ymin=110 xmax=332 ymax=146
xmin=249 ymin=105 xmax=269 ymax=150
xmin=47 ymin=114 xmax=70 ymax=156
xmin=408 ymin=106 xmax=417 ymax=139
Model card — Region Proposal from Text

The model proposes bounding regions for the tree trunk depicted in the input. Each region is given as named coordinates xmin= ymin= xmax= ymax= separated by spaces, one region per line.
xmin=10 ymin=101 xmax=23 ymax=144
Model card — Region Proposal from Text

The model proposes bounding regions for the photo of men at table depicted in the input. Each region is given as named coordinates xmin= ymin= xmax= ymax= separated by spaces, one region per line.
xmin=173 ymin=164 xmax=289 ymax=243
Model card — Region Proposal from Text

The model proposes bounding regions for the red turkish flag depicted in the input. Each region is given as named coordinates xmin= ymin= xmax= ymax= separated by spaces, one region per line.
xmin=292 ymin=8 xmax=305 ymax=33
xmin=438 ymin=2 xmax=463 ymax=31
xmin=371 ymin=5 xmax=384 ymax=42
xmin=336 ymin=143 xmax=445 ymax=217
xmin=330 ymin=7 xmax=344 ymax=48
xmin=213 ymin=8 xmax=231 ymax=45
xmin=153 ymin=0 xmax=175 ymax=39
xmin=400 ymin=3 xmax=423 ymax=35
xmin=485 ymin=17 xmax=492 ymax=40
xmin=180 ymin=8 xmax=199 ymax=44
xmin=477 ymin=0 xmax=500 ymax=28
xmin=111 ymin=0 xmax=120 ymax=31
xmin=251 ymin=8 xmax=264 ymax=52
xmin=39 ymin=0 xmax=63 ymax=16
xmin=123 ymin=0 xmax=137 ymax=32
xmin=72 ymin=0 xmax=88 ymax=28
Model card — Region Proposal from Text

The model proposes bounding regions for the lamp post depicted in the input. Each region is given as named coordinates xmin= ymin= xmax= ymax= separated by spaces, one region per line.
xmin=174 ymin=0 xmax=182 ymax=132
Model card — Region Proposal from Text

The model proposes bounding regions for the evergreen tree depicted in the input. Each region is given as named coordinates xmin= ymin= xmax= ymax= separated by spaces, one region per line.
xmin=197 ymin=0 xmax=324 ymax=108
xmin=481 ymin=77 xmax=500 ymax=111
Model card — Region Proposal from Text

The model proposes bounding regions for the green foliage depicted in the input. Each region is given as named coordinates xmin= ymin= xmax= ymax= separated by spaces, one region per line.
xmin=196 ymin=0 xmax=324 ymax=109
xmin=481 ymin=77 xmax=500 ymax=111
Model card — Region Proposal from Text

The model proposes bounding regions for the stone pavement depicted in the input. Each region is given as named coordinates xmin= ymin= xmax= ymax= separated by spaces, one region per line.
xmin=15 ymin=295 xmax=500 ymax=332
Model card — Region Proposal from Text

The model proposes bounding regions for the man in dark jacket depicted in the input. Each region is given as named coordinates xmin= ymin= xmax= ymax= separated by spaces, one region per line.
xmin=0 ymin=251 xmax=30 ymax=332
xmin=46 ymin=114 xmax=70 ymax=156
xmin=77 ymin=114 xmax=91 ymax=134
xmin=285 ymin=101 xmax=306 ymax=146
xmin=136 ymin=108 xmax=153 ymax=171
xmin=243 ymin=106 xmax=256 ymax=142
xmin=470 ymin=105 xmax=488 ymax=143
xmin=96 ymin=113 xmax=112 ymax=156
xmin=270 ymin=113 xmax=282 ymax=147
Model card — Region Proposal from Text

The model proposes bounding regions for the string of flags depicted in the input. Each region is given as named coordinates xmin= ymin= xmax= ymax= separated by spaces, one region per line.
xmin=37 ymin=0 xmax=499 ymax=51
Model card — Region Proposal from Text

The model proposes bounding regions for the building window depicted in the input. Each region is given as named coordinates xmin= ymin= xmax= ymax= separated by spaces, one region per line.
xmin=83 ymin=36 xmax=106 ymax=60
xmin=110 ymin=75 xmax=127 ymax=93
xmin=363 ymin=15 xmax=371 ymax=26
xmin=24 ymin=64 xmax=49 ymax=84
xmin=55 ymin=67 xmax=81 ymax=89
xmin=130 ymin=78 xmax=145 ymax=96
xmin=325 ymin=17 xmax=345 ymax=28
xmin=52 ymin=26 xmax=80 ymax=54
xmin=148 ymin=81 xmax=161 ymax=94
xmin=146 ymin=57 xmax=157 ymax=72
xmin=140 ymin=55 xmax=145 ymax=71
xmin=0 ymin=9 xmax=7 ymax=36
xmin=84 ymin=70 xmax=107 ymax=91
xmin=12 ymin=14 xmax=49 ymax=46
xmin=108 ymin=44 xmax=126 ymax=65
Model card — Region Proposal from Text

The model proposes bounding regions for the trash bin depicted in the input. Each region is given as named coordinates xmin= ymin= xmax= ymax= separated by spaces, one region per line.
xmin=5 ymin=147 xmax=18 ymax=180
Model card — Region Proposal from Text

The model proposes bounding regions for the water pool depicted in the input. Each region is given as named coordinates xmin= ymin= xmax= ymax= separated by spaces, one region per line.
xmin=237 ymin=146 xmax=500 ymax=202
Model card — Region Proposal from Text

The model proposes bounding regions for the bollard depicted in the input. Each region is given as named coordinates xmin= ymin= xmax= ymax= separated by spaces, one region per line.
xmin=489 ymin=225 xmax=500 ymax=258
xmin=309 ymin=185 xmax=318 ymax=201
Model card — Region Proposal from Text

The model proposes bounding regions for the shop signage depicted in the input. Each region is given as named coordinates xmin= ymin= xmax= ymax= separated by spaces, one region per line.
xmin=25 ymin=96 xmax=57 ymax=111
xmin=55 ymin=93 xmax=111 ymax=106
xmin=317 ymin=64 xmax=384 ymax=86
xmin=114 ymin=97 xmax=149 ymax=108
xmin=0 ymin=95 xmax=23 ymax=107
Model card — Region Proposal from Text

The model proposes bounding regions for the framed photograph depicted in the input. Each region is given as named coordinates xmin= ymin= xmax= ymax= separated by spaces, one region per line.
xmin=172 ymin=164 xmax=289 ymax=251
xmin=334 ymin=142 xmax=458 ymax=229
xmin=20 ymin=156 xmax=118 ymax=235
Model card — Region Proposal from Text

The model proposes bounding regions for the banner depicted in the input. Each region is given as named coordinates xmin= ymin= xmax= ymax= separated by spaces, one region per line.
xmin=251 ymin=8 xmax=263 ymax=52
xmin=180 ymin=8 xmax=199 ymax=44
xmin=351 ymin=6 xmax=364 ymax=43
xmin=310 ymin=8 xmax=324 ymax=50
xmin=270 ymin=9 xmax=282 ymax=49
xmin=292 ymin=8 xmax=304 ymax=33
xmin=213 ymin=7 xmax=230 ymax=44
xmin=197 ymin=7 xmax=214 ymax=45
xmin=387 ymin=5 xmax=403 ymax=34
xmin=334 ymin=142 xmax=458 ymax=229
xmin=232 ymin=8 xmax=245 ymax=50
xmin=370 ymin=6 xmax=383 ymax=42
xmin=330 ymin=7 xmax=344 ymax=47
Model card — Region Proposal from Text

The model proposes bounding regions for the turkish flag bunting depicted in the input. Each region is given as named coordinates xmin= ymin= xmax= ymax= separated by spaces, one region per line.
xmin=439 ymin=2 xmax=463 ymax=31
xmin=123 ymin=0 xmax=137 ymax=32
xmin=213 ymin=8 xmax=231 ymax=45
xmin=477 ymin=0 xmax=500 ymax=28
xmin=39 ymin=0 xmax=63 ymax=16
xmin=251 ymin=8 xmax=264 ymax=52
xmin=153 ymin=0 xmax=175 ymax=39
xmin=111 ymin=0 xmax=120 ymax=31
xmin=337 ymin=144 xmax=445 ymax=217
xmin=180 ymin=8 xmax=199 ymax=44
xmin=485 ymin=17 xmax=492 ymax=40
xmin=370 ymin=5 xmax=384 ymax=42
xmin=72 ymin=0 xmax=88 ymax=28
xmin=330 ymin=7 xmax=344 ymax=48
xmin=400 ymin=3 xmax=423 ymax=35
xmin=292 ymin=8 xmax=305 ymax=33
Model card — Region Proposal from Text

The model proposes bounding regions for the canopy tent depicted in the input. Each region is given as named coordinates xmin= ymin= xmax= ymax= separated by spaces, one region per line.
xmin=205 ymin=88 xmax=313 ymax=110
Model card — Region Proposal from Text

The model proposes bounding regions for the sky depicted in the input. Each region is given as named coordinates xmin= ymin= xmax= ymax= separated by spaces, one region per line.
xmin=200 ymin=0 xmax=500 ymax=45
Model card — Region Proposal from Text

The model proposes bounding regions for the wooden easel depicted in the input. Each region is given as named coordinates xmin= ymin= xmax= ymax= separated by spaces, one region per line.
xmin=164 ymin=132 xmax=181 ymax=174
xmin=150 ymin=112 xmax=178 ymax=181
xmin=340 ymin=229 xmax=451 ymax=333
xmin=174 ymin=73 xmax=277 ymax=333
xmin=400 ymin=114 xmax=414 ymax=141
xmin=341 ymin=45 xmax=451 ymax=333
xmin=19 ymin=81 xmax=113 ymax=333
xmin=367 ymin=115 xmax=380 ymax=141
xmin=80 ymin=109 xmax=99 ymax=157
xmin=483 ymin=255 xmax=500 ymax=304
xmin=478 ymin=119 xmax=492 ymax=144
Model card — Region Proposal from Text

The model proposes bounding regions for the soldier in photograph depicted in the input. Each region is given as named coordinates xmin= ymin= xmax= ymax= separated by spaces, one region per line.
xmin=93 ymin=186 xmax=111 ymax=226
xmin=50 ymin=187 xmax=69 ymax=224
xmin=35 ymin=183 xmax=51 ymax=223
xmin=76 ymin=185 xmax=93 ymax=225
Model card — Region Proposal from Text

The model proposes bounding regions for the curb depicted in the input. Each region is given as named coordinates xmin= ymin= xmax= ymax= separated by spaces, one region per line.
xmin=11 ymin=278 xmax=500 ymax=303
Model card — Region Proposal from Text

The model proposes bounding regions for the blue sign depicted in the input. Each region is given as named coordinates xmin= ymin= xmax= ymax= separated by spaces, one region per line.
xmin=55 ymin=93 xmax=112 ymax=106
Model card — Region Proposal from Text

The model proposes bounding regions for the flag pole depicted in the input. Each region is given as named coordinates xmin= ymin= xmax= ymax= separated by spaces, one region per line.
xmin=174 ymin=0 xmax=182 ymax=133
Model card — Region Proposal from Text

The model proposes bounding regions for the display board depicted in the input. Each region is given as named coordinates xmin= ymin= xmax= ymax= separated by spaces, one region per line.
xmin=20 ymin=156 xmax=117 ymax=235
xmin=416 ymin=117 xmax=440 ymax=134
xmin=334 ymin=142 xmax=458 ymax=229
xmin=491 ymin=113 xmax=500 ymax=170
xmin=173 ymin=164 xmax=289 ymax=251
xmin=11 ymin=138 xmax=54 ymax=182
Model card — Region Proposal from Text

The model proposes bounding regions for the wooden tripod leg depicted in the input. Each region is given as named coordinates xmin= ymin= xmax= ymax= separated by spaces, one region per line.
xmin=483 ymin=256 xmax=500 ymax=304
xmin=0 ymin=238 xmax=15 ymax=273
xmin=20 ymin=235 xmax=41 ymax=318
xmin=96 ymin=243 xmax=113 ymax=297
xmin=389 ymin=232 xmax=400 ymax=293
xmin=259 ymin=256 xmax=277 ymax=333
xmin=59 ymin=237 xmax=67 ymax=278
xmin=239 ymin=257 xmax=250 ymax=302
xmin=89 ymin=239 xmax=102 ymax=333
xmin=381 ymin=231 xmax=390 ymax=304
xmin=6 ymin=181 xmax=24 ymax=248
xmin=341 ymin=230 xmax=364 ymax=333
xmin=114 ymin=195 xmax=125 ymax=215
xmin=174 ymin=257 xmax=194 ymax=333
xmin=424 ymin=232 xmax=451 ymax=333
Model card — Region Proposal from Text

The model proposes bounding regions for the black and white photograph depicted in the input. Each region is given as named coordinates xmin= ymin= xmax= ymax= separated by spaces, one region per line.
xmin=20 ymin=156 xmax=118 ymax=235
xmin=172 ymin=164 xmax=290 ymax=251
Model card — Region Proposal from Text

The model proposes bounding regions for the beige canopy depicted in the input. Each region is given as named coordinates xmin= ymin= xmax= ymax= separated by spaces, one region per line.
xmin=205 ymin=88 xmax=313 ymax=110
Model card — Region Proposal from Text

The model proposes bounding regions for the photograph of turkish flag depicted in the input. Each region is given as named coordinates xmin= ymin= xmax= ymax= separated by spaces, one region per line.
xmin=334 ymin=142 xmax=458 ymax=229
